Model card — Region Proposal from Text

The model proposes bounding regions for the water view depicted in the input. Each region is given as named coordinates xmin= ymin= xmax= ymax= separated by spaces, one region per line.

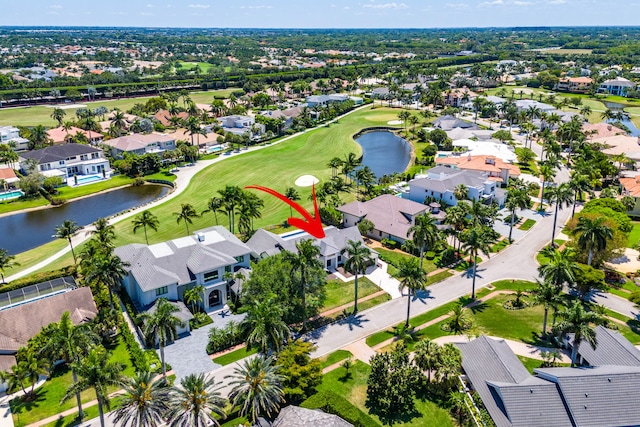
xmin=604 ymin=101 xmax=640 ymax=136
xmin=0 ymin=184 xmax=169 ymax=254
xmin=354 ymin=131 xmax=411 ymax=178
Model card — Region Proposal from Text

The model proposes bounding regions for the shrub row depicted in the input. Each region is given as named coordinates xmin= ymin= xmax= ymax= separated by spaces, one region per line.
xmin=1 ymin=266 xmax=77 ymax=293
xmin=207 ymin=321 xmax=246 ymax=354
xmin=301 ymin=390 xmax=381 ymax=427
xmin=120 ymin=318 xmax=150 ymax=372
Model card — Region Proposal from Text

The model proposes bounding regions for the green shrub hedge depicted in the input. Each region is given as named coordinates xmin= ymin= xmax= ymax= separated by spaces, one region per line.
xmin=1 ymin=266 xmax=77 ymax=292
xmin=301 ymin=390 xmax=381 ymax=427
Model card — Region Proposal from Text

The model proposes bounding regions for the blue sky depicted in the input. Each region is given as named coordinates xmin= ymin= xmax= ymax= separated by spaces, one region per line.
xmin=1 ymin=1 xmax=637 ymax=28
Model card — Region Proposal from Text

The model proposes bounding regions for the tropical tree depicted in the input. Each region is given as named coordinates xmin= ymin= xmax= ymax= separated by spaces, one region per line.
xmin=54 ymin=220 xmax=83 ymax=265
xmin=539 ymin=164 xmax=556 ymax=209
xmin=184 ymin=285 xmax=205 ymax=313
xmin=83 ymin=253 xmax=130 ymax=310
xmin=408 ymin=214 xmax=439 ymax=269
xmin=174 ymin=203 xmax=198 ymax=236
xmin=544 ymin=183 xmax=574 ymax=244
xmin=554 ymin=301 xmax=604 ymax=366
xmin=530 ymin=279 xmax=564 ymax=337
xmin=88 ymin=217 xmax=116 ymax=252
xmin=284 ymin=239 xmax=321 ymax=331
xmin=227 ymin=355 xmax=285 ymax=424
xmin=0 ymin=248 xmax=19 ymax=283
xmin=218 ymin=185 xmax=243 ymax=233
xmin=13 ymin=348 xmax=48 ymax=398
xmin=132 ymin=211 xmax=160 ymax=245
xmin=444 ymin=204 xmax=469 ymax=254
xmin=568 ymin=174 xmax=592 ymax=218
xmin=111 ymin=109 xmax=127 ymax=137
xmin=462 ymin=226 xmax=495 ymax=299
xmin=505 ymin=184 xmax=531 ymax=242
xmin=142 ymin=298 xmax=185 ymax=378
xmin=283 ymin=187 xmax=300 ymax=221
xmin=341 ymin=152 xmax=361 ymax=184
xmin=447 ymin=303 xmax=472 ymax=335
xmin=51 ymin=107 xmax=66 ymax=126
xmin=113 ymin=371 xmax=170 ymax=427
xmin=202 ymin=196 xmax=223 ymax=226
xmin=344 ymin=240 xmax=373 ymax=314
xmin=327 ymin=157 xmax=343 ymax=178
xmin=62 ymin=347 xmax=124 ymax=427
xmin=166 ymin=373 xmax=226 ymax=427
xmin=242 ymin=296 xmax=289 ymax=354
xmin=538 ymin=247 xmax=580 ymax=290
xmin=453 ymin=184 xmax=468 ymax=202
xmin=397 ymin=257 xmax=428 ymax=327
xmin=413 ymin=338 xmax=439 ymax=382
xmin=573 ymin=216 xmax=613 ymax=266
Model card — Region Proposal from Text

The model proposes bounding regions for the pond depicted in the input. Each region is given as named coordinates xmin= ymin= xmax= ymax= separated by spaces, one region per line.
xmin=0 ymin=184 xmax=169 ymax=255
xmin=604 ymin=101 xmax=640 ymax=136
xmin=354 ymin=131 xmax=411 ymax=178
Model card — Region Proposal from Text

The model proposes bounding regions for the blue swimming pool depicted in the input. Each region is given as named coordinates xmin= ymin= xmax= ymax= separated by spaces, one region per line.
xmin=0 ymin=190 xmax=23 ymax=201
xmin=74 ymin=174 xmax=104 ymax=185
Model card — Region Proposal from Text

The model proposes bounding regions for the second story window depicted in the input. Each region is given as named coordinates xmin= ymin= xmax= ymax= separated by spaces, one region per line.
xmin=155 ymin=286 xmax=168 ymax=296
xmin=204 ymin=270 xmax=219 ymax=282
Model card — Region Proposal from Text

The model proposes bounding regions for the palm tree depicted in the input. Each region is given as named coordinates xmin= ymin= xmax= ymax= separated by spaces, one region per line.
xmin=218 ymin=186 xmax=243 ymax=233
xmin=530 ymin=279 xmax=564 ymax=337
xmin=113 ymin=371 xmax=170 ymax=427
xmin=539 ymin=164 xmax=556 ymax=210
xmin=62 ymin=347 xmax=124 ymax=427
xmin=226 ymin=355 xmax=285 ymax=424
xmin=397 ymin=257 xmax=428 ymax=327
xmin=142 ymin=298 xmax=185 ymax=378
xmin=413 ymin=338 xmax=439 ymax=382
xmin=183 ymin=285 xmax=205 ymax=313
xmin=111 ymin=109 xmax=127 ymax=137
xmin=343 ymin=240 xmax=373 ymax=314
xmin=284 ymin=239 xmax=321 ymax=331
xmin=544 ymin=183 xmax=573 ymax=244
xmin=327 ymin=157 xmax=343 ymax=178
xmin=568 ymin=174 xmax=592 ymax=218
xmin=88 ymin=217 xmax=116 ymax=251
xmin=242 ymin=296 xmax=289 ymax=354
xmin=51 ymin=107 xmax=66 ymax=126
xmin=28 ymin=124 xmax=49 ymax=148
xmin=16 ymin=348 xmax=48 ymax=397
xmin=554 ymin=301 xmax=604 ymax=366
xmin=408 ymin=214 xmax=439 ymax=269
xmin=83 ymin=253 xmax=130 ymax=310
xmin=341 ymin=152 xmax=361 ymax=184
xmin=462 ymin=226 xmax=495 ymax=299
xmin=444 ymin=204 xmax=469 ymax=254
xmin=132 ymin=211 xmax=160 ymax=245
xmin=505 ymin=185 xmax=531 ymax=242
xmin=573 ymin=216 xmax=613 ymax=266
xmin=54 ymin=220 xmax=83 ymax=264
xmin=284 ymin=187 xmax=300 ymax=221
xmin=448 ymin=303 xmax=472 ymax=335
xmin=453 ymin=184 xmax=468 ymax=202
xmin=174 ymin=203 xmax=198 ymax=236
xmin=538 ymin=247 xmax=580 ymax=290
xmin=202 ymin=197 xmax=223 ymax=226
xmin=0 ymin=248 xmax=19 ymax=283
xmin=44 ymin=312 xmax=99 ymax=420
xmin=166 ymin=373 xmax=226 ymax=427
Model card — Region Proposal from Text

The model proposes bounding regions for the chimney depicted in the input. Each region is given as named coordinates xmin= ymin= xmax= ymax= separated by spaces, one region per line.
xmin=607 ymin=125 xmax=612 ymax=131
xmin=196 ymin=233 xmax=205 ymax=242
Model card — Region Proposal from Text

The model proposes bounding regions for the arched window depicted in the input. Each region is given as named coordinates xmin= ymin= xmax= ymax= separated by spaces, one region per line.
xmin=208 ymin=290 xmax=221 ymax=307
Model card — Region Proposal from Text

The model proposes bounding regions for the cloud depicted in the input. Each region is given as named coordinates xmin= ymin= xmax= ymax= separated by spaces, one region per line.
xmin=513 ymin=0 xmax=532 ymax=4
xmin=546 ymin=0 xmax=566 ymax=3
xmin=479 ymin=0 xmax=503 ymax=6
xmin=146 ymin=3 xmax=154 ymax=7
xmin=49 ymin=4 xmax=63 ymax=8
xmin=344 ymin=6 xmax=350 ymax=9
xmin=362 ymin=2 xmax=409 ymax=9
xmin=445 ymin=3 xmax=469 ymax=8
xmin=239 ymin=5 xmax=273 ymax=9
xmin=188 ymin=4 xmax=210 ymax=8
xmin=140 ymin=12 xmax=154 ymax=16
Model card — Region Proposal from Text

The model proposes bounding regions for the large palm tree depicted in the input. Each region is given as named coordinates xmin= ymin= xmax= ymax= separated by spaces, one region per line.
xmin=83 ymin=253 xmax=130 ymax=310
xmin=218 ymin=185 xmax=243 ymax=233
xmin=554 ymin=301 xmax=604 ymax=366
xmin=530 ymin=279 xmax=564 ymax=337
xmin=0 ymin=248 xmax=19 ymax=283
xmin=453 ymin=184 xmax=468 ymax=202
xmin=44 ymin=312 xmax=99 ymax=420
xmin=54 ymin=220 xmax=83 ymax=264
xmin=544 ymin=183 xmax=574 ymax=245
xmin=62 ymin=347 xmax=124 ymax=427
xmin=226 ymin=355 xmax=285 ymax=424
xmin=201 ymin=197 xmax=223 ymax=226
xmin=113 ymin=371 xmax=170 ymax=427
xmin=413 ymin=338 xmax=439 ymax=383
xmin=284 ymin=239 xmax=321 ymax=331
xmin=111 ymin=109 xmax=127 ymax=137
xmin=505 ymin=184 xmax=531 ymax=242
xmin=538 ymin=247 xmax=580 ymax=289
xmin=343 ymin=239 xmax=373 ymax=314
xmin=327 ymin=157 xmax=343 ymax=178
xmin=132 ymin=211 xmax=160 ymax=245
xmin=142 ymin=298 xmax=185 ymax=378
xmin=242 ymin=297 xmax=289 ymax=354
xmin=174 ymin=203 xmax=198 ymax=236
xmin=88 ymin=217 xmax=116 ymax=252
xmin=444 ymin=204 xmax=469 ymax=254
xmin=166 ymin=373 xmax=226 ymax=427
xmin=568 ymin=174 xmax=592 ymax=218
xmin=397 ymin=257 xmax=428 ymax=327
xmin=408 ymin=214 xmax=439 ymax=270
xmin=573 ymin=216 xmax=613 ymax=266
xmin=284 ymin=187 xmax=300 ymax=221
xmin=51 ymin=107 xmax=66 ymax=126
xmin=462 ymin=226 xmax=495 ymax=299
xmin=183 ymin=285 xmax=205 ymax=313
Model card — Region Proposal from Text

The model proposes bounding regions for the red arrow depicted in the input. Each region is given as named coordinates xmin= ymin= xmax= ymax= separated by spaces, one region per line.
xmin=245 ymin=184 xmax=326 ymax=239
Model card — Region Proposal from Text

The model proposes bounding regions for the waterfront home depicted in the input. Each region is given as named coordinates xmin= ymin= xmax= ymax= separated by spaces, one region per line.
xmin=435 ymin=154 xmax=521 ymax=183
xmin=599 ymin=77 xmax=636 ymax=96
xmin=114 ymin=226 xmax=251 ymax=313
xmin=217 ymin=115 xmax=265 ymax=139
xmin=19 ymin=143 xmax=111 ymax=183
xmin=102 ymin=133 xmax=176 ymax=158
xmin=0 ymin=126 xmax=29 ymax=151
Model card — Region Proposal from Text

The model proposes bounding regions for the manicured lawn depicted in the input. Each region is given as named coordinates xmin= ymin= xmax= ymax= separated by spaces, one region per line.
xmin=519 ymin=219 xmax=536 ymax=230
xmin=376 ymin=247 xmax=439 ymax=274
xmin=40 ymin=396 xmax=125 ymax=427
xmin=317 ymin=350 xmax=353 ymax=369
xmin=517 ymin=356 xmax=570 ymax=374
xmin=490 ymin=239 xmax=510 ymax=253
xmin=0 ymin=196 xmax=50 ymax=214
xmin=627 ymin=221 xmax=640 ymax=248
xmin=317 ymin=361 xmax=454 ymax=426
xmin=426 ymin=270 xmax=453 ymax=285
xmin=323 ymin=277 xmax=381 ymax=312
xmin=11 ymin=337 xmax=134 ymax=427
xmin=56 ymin=175 xmax=134 ymax=200
xmin=604 ymin=309 xmax=640 ymax=345
xmin=141 ymin=170 xmax=178 ymax=183
xmin=212 ymin=346 xmax=258 ymax=366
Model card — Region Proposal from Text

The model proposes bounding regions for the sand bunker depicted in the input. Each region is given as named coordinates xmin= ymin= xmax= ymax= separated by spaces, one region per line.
xmin=295 ymin=175 xmax=320 ymax=187
xmin=388 ymin=120 xmax=403 ymax=125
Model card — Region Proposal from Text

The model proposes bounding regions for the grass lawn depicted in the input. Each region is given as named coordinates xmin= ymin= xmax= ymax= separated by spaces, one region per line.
xmin=517 ymin=356 xmax=570 ymax=374
xmin=56 ymin=175 xmax=134 ymax=200
xmin=317 ymin=361 xmax=454 ymax=427
xmin=490 ymin=239 xmax=510 ymax=253
xmin=10 ymin=106 xmax=401 ymax=275
xmin=40 ymin=396 xmax=125 ymax=427
xmin=427 ymin=270 xmax=453 ymax=285
xmin=0 ymin=89 xmax=238 ymax=127
xmin=376 ymin=248 xmax=439 ymax=274
xmin=604 ymin=309 xmax=640 ymax=345
xmin=323 ymin=277 xmax=381 ymax=312
xmin=0 ymin=196 xmax=50 ymax=214
xmin=317 ymin=350 xmax=353 ymax=369
xmin=627 ymin=221 xmax=640 ymax=248
xmin=519 ymin=219 xmax=536 ymax=230
xmin=212 ymin=346 xmax=258 ymax=366
xmin=11 ymin=337 xmax=134 ymax=427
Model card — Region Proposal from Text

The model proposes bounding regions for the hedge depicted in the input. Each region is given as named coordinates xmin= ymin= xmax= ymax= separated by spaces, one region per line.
xmin=301 ymin=390 xmax=381 ymax=427
xmin=0 ymin=265 xmax=77 ymax=293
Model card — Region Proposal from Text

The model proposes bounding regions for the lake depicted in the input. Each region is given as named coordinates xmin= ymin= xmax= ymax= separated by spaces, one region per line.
xmin=354 ymin=131 xmax=411 ymax=178
xmin=0 ymin=184 xmax=169 ymax=254
xmin=604 ymin=101 xmax=640 ymax=136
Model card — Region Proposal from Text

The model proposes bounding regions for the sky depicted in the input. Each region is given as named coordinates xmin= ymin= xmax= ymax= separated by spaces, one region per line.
xmin=1 ymin=0 xmax=638 ymax=28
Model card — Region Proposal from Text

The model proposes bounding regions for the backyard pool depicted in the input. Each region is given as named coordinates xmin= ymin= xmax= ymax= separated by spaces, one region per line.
xmin=0 ymin=190 xmax=24 ymax=202
xmin=73 ymin=174 xmax=105 ymax=186
xmin=206 ymin=145 xmax=224 ymax=153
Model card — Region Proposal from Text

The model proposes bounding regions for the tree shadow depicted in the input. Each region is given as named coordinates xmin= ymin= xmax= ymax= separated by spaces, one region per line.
xmin=9 ymin=387 xmax=47 ymax=414
xmin=337 ymin=312 xmax=370 ymax=331
xmin=468 ymin=301 xmax=489 ymax=314
xmin=365 ymin=401 xmax=422 ymax=426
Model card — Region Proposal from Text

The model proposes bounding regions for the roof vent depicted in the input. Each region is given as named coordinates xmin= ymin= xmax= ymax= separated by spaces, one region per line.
xmin=585 ymin=393 xmax=588 ymax=398
xmin=608 ymin=377 xmax=612 ymax=382
xmin=196 ymin=233 xmax=205 ymax=242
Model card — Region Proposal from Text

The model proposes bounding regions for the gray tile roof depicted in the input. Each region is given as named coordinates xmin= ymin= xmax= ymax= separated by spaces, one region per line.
xmin=143 ymin=299 xmax=193 ymax=323
xmin=20 ymin=143 xmax=102 ymax=164
xmin=433 ymin=115 xmax=479 ymax=130
xmin=535 ymin=365 xmax=640 ymax=427
xmin=410 ymin=167 xmax=488 ymax=194
xmin=272 ymin=405 xmax=353 ymax=427
xmin=114 ymin=226 xmax=251 ymax=292
xmin=571 ymin=326 xmax=640 ymax=367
